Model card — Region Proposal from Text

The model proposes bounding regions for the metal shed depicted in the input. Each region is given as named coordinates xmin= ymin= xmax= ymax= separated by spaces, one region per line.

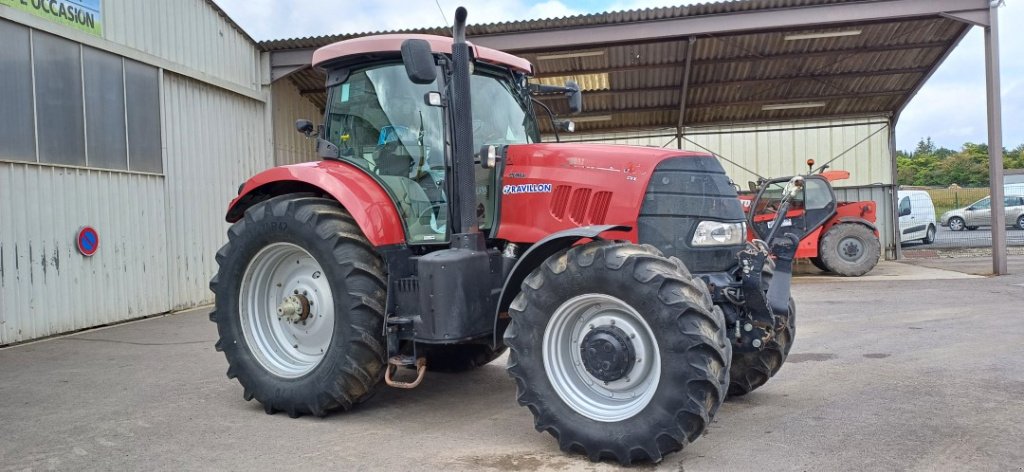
xmin=264 ymin=0 xmax=1006 ymax=271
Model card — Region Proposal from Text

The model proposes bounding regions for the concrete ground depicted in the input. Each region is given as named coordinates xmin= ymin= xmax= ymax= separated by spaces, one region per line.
xmin=2 ymin=261 xmax=1023 ymax=471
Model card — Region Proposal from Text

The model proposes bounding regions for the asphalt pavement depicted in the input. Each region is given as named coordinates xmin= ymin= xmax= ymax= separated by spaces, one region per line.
xmin=901 ymin=225 xmax=1024 ymax=249
xmin=2 ymin=261 xmax=1023 ymax=471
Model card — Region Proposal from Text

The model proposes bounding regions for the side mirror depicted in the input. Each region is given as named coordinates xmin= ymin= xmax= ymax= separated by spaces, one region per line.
xmin=565 ymin=80 xmax=582 ymax=114
xmin=748 ymin=181 xmax=759 ymax=192
xmin=295 ymin=119 xmax=314 ymax=137
xmin=967 ymin=206 xmax=975 ymax=211
xmin=554 ymin=119 xmax=575 ymax=133
xmin=900 ymin=207 xmax=911 ymax=217
xmin=401 ymin=39 xmax=437 ymax=84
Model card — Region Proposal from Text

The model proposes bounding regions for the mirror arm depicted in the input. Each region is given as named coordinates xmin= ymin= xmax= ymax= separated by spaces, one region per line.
xmin=530 ymin=97 xmax=561 ymax=143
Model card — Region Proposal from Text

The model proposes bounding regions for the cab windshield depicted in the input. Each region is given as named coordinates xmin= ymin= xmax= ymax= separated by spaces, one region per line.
xmin=323 ymin=62 xmax=538 ymax=243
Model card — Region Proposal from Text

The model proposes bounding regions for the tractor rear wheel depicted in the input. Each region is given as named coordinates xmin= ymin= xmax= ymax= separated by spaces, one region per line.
xmin=819 ymin=223 xmax=880 ymax=276
xmin=504 ymin=241 xmax=730 ymax=465
xmin=727 ymin=298 xmax=795 ymax=397
xmin=210 ymin=195 xmax=388 ymax=417
xmin=419 ymin=343 xmax=507 ymax=373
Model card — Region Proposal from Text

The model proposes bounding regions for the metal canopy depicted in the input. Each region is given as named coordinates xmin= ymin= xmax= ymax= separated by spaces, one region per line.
xmin=265 ymin=0 xmax=985 ymax=130
xmin=262 ymin=0 xmax=1007 ymax=274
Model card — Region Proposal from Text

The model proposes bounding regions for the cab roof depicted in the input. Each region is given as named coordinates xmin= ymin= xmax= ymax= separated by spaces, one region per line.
xmin=311 ymin=34 xmax=533 ymax=74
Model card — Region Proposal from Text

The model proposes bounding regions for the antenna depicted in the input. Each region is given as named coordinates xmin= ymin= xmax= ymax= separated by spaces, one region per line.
xmin=435 ymin=0 xmax=450 ymax=27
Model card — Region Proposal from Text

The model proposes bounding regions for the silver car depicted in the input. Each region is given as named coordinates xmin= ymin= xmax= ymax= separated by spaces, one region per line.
xmin=940 ymin=195 xmax=1024 ymax=231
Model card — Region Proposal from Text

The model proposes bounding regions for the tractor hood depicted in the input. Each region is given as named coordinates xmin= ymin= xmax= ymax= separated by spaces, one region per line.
xmin=496 ymin=143 xmax=746 ymax=272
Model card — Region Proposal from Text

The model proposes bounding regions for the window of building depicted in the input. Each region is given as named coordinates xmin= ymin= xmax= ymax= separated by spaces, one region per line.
xmin=0 ymin=20 xmax=163 ymax=174
xmin=0 ymin=20 xmax=36 ymax=162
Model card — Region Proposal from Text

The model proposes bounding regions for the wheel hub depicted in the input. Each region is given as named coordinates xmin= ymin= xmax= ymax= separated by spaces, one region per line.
xmin=839 ymin=237 xmax=863 ymax=261
xmin=580 ymin=325 xmax=635 ymax=382
xmin=278 ymin=293 xmax=311 ymax=323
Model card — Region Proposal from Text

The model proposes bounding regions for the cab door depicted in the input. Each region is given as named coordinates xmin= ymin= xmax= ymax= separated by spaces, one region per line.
xmin=749 ymin=175 xmax=837 ymax=243
xmin=898 ymin=195 xmax=916 ymax=242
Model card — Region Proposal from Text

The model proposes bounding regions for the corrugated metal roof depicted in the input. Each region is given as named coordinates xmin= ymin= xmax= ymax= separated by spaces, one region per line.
xmin=265 ymin=0 xmax=971 ymax=132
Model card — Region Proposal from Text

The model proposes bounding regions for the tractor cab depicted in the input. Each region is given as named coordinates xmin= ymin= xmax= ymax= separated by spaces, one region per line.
xmin=313 ymin=42 xmax=541 ymax=243
xmin=746 ymin=173 xmax=838 ymax=244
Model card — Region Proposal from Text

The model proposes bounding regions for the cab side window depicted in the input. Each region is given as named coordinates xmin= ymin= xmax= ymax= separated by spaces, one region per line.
xmin=899 ymin=196 xmax=911 ymax=215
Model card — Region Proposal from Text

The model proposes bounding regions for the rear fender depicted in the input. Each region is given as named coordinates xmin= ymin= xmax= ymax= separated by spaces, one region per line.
xmin=227 ymin=161 xmax=405 ymax=247
xmin=492 ymin=225 xmax=630 ymax=348
xmin=830 ymin=216 xmax=878 ymax=235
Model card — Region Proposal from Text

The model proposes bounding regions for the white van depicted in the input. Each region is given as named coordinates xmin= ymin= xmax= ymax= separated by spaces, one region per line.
xmin=898 ymin=190 xmax=937 ymax=244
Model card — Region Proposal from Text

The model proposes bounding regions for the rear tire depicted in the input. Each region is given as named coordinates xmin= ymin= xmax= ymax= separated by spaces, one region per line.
xmin=210 ymin=195 xmax=388 ymax=417
xmin=922 ymin=224 xmax=936 ymax=244
xmin=505 ymin=241 xmax=729 ymax=465
xmin=809 ymin=256 xmax=829 ymax=272
xmin=727 ymin=298 xmax=795 ymax=397
xmin=420 ymin=343 xmax=507 ymax=373
xmin=819 ymin=223 xmax=880 ymax=277
xmin=967 ymin=225 xmax=979 ymax=231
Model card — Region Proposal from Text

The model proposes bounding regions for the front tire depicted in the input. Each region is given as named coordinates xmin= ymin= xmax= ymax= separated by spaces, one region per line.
xmin=504 ymin=241 xmax=729 ymax=464
xmin=210 ymin=195 xmax=388 ymax=417
xmin=948 ymin=217 xmax=965 ymax=231
xmin=819 ymin=223 xmax=880 ymax=277
xmin=1016 ymin=215 xmax=1024 ymax=230
xmin=922 ymin=224 xmax=936 ymax=244
xmin=728 ymin=299 xmax=795 ymax=397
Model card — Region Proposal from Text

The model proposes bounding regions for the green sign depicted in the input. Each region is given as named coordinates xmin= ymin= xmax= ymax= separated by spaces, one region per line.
xmin=0 ymin=0 xmax=102 ymax=36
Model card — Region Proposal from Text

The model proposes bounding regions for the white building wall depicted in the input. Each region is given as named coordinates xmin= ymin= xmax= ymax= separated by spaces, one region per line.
xmin=101 ymin=0 xmax=261 ymax=91
xmin=162 ymin=73 xmax=272 ymax=310
xmin=0 ymin=3 xmax=270 ymax=344
xmin=272 ymin=80 xmax=320 ymax=166
xmin=0 ymin=165 xmax=170 ymax=345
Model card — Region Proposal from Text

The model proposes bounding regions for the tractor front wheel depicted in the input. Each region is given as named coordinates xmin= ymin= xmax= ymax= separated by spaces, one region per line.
xmin=504 ymin=241 xmax=730 ymax=465
xmin=819 ymin=223 xmax=880 ymax=276
xmin=210 ymin=195 xmax=388 ymax=417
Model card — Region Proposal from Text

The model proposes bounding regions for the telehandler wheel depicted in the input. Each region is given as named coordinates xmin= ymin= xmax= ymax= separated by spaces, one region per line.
xmin=504 ymin=240 xmax=730 ymax=465
xmin=210 ymin=195 xmax=388 ymax=418
xmin=419 ymin=343 xmax=508 ymax=373
xmin=818 ymin=223 xmax=880 ymax=277
xmin=809 ymin=256 xmax=829 ymax=272
xmin=727 ymin=298 xmax=795 ymax=397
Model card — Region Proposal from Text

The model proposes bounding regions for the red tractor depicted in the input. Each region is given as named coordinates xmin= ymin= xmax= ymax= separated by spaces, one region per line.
xmin=741 ymin=167 xmax=881 ymax=276
xmin=210 ymin=8 xmax=799 ymax=465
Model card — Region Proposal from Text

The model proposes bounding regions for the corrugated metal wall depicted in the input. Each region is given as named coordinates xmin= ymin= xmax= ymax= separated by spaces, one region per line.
xmin=272 ymin=80 xmax=320 ymax=166
xmin=0 ymin=3 xmax=270 ymax=344
xmin=0 ymin=165 xmax=169 ymax=345
xmin=100 ymin=0 xmax=260 ymax=91
xmin=162 ymin=73 xmax=272 ymax=310
xmin=560 ymin=116 xmax=892 ymax=187
xmin=559 ymin=116 xmax=898 ymax=258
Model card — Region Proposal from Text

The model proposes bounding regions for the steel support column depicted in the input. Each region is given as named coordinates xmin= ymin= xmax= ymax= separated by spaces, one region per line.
xmin=675 ymin=36 xmax=695 ymax=150
xmin=985 ymin=3 xmax=1007 ymax=275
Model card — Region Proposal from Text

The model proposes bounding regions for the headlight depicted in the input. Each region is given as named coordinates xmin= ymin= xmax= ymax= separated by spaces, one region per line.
xmin=692 ymin=221 xmax=746 ymax=246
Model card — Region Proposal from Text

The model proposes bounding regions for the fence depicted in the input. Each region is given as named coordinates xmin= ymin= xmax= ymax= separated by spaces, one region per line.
xmin=898 ymin=186 xmax=1024 ymax=253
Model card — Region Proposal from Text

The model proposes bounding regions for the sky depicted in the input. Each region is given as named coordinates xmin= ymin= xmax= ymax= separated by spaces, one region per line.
xmin=215 ymin=0 xmax=1023 ymax=153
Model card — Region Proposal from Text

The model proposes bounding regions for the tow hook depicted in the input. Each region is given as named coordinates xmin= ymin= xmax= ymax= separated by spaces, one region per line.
xmin=384 ymin=356 xmax=427 ymax=389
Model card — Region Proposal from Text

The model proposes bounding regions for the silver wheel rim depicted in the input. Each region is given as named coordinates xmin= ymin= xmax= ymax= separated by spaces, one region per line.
xmin=542 ymin=293 xmax=660 ymax=422
xmin=950 ymin=218 xmax=964 ymax=231
xmin=239 ymin=243 xmax=334 ymax=378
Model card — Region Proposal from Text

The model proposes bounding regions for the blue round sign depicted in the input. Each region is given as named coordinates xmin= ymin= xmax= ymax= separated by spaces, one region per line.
xmin=77 ymin=226 xmax=99 ymax=257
